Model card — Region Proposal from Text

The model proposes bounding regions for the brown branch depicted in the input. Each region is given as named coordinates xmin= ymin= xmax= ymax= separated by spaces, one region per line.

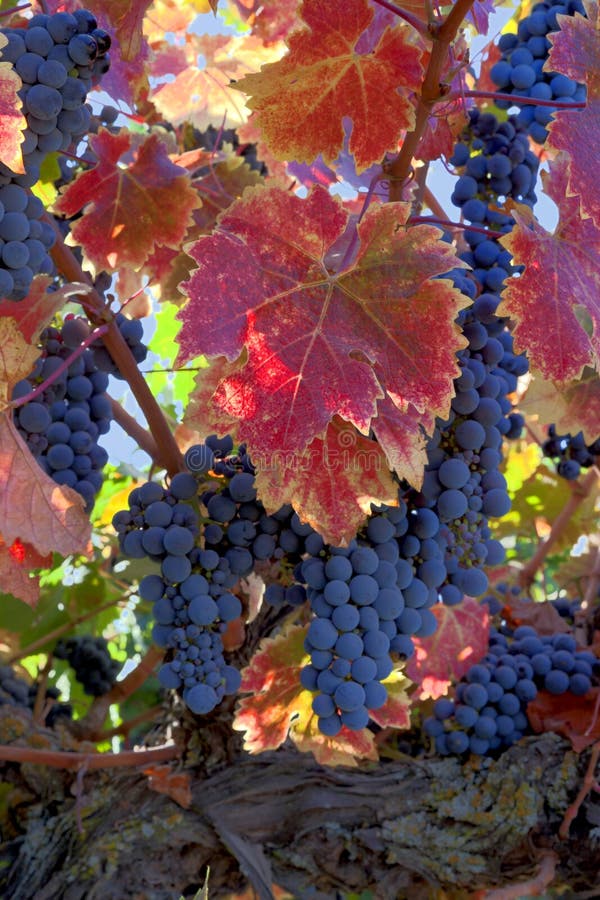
xmin=519 ymin=468 xmax=599 ymax=588
xmin=482 ymin=851 xmax=558 ymax=899
xmin=559 ymin=742 xmax=600 ymax=840
xmin=388 ymin=0 xmax=476 ymax=200
xmin=109 ymin=396 xmax=165 ymax=468
xmin=47 ymin=220 xmax=184 ymax=477
xmin=0 ymin=743 xmax=178 ymax=770
xmin=80 ymin=645 xmax=164 ymax=736
xmin=99 ymin=705 xmax=164 ymax=740
xmin=423 ymin=184 xmax=450 ymax=222
xmin=8 ymin=596 xmax=126 ymax=664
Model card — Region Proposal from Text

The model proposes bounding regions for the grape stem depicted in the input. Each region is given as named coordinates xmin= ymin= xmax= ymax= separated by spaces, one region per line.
xmin=8 ymin=595 xmax=128 ymax=664
xmin=481 ymin=851 xmax=558 ymax=899
xmin=109 ymin=396 xmax=165 ymax=469
xmin=407 ymin=215 xmax=504 ymax=238
xmin=582 ymin=543 xmax=600 ymax=610
xmin=80 ymin=645 xmax=164 ymax=736
xmin=387 ymin=0 xmax=478 ymax=201
xmin=0 ymin=4 xmax=32 ymax=18
xmin=559 ymin=742 xmax=600 ymax=840
xmin=369 ymin=0 xmax=431 ymax=36
xmin=459 ymin=90 xmax=587 ymax=109
xmin=0 ymin=743 xmax=178 ymax=770
xmin=47 ymin=218 xmax=184 ymax=477
xmin=519 ymin=468 xmax=599 ymax=588
xmin=11 ymin=322 xmax=109 ymax=410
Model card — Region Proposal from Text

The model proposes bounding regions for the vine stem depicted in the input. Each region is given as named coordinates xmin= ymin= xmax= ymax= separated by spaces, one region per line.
xmin=0 ymin=743 xmax=178 ymax=770
xmin=80 ymin=645 xmax=164 ymax=737
xmin=47 ymin=219 xmax=184 ymax=477
xmin=109 ymin=396 xmax=164 ymax=468
xmin=11 ymin=322 xmax=109 ymax=409
xmin=99 ymin=705 xmax=164 ymax=740
xmin=8 ymin=595 xmax=127 ymax=664
xmin=0 ymin=3 xmax=31 ymax=17
xmin=519 ymin=468 xmax=599 ymax=588
xmin=370 ymin=0 xmax=430 ymax=37
xmin=481 ymin=851 xmax=558 ymax=899
xmin=407 ymin=215 xmax=503 ymax=238
xmin=459 ymin=90 xmax=587 ymax=109
xmin=388 ymin=0 xmax=478 ymax=200
xmin=423 ymin=185 xmax=450 ymax=222
xmin=559 ymin=742 xmax=600 ymax=839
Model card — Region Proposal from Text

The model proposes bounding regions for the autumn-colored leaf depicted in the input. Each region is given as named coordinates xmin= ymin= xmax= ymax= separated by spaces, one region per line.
xmin=0 ymin=318 xmax=42 ymax=404
xmin=54 ymin=130 xmax=200 ymax=271
xmin=89 ymin=0 xmax=153 ymax=61
xmin=254 ymin=418 xmax=397 ymax=545
xmin=502 ymin=598 xmax=570 ymax=635
xmin=527 ymin=687 xmax=600 ymax=752
xmin=144 ymin=765 xmax=192 ymax=808
xmin=371 ymin=396 xmax=433 ymax=491
xmin=234 ymin=0 xmax=424 ymax=172
xmin=233 ymin=624 xmax=378 ymax=766
xmin=144 ymin=0 xmax=208 ymax=43
xmin=498 ymin=154 xmax=600 ymax=381
xmin=0 ymin=413 xmax=92 ymax=559
xmin=521 ymin=372 xmax=600 ymax=446
xmin=151 ymin=33 xmax=285 ymax=130
xmin=0 ymin=35 xmax=26 ymax=175
xmin=0 ymin=537 xmax=51 ymax=607
xmin=369 ymin=668 xmax=412 ymax=729
xmin=231 ymin=0 xmax=302 ymax=45
xmin=0 ymin=278 xmax=88 ymax=347
xmin=545 ymin=1 xmax=600 ymax=225
xmin=178 ymin=184 xmax=467 ymax=467
xmin=405 ymin=599 xmax=490 ymax=700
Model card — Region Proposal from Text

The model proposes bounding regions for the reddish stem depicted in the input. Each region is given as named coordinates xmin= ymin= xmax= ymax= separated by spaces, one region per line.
xmin=47 ymin=220 xmax=184 ymax=477
xmin=559 ymin=742 xmax=600 ymax=840
xmin=109 ymin=397 xmax=165 ymax=467
xmin=482 ymin=851 xmax=558 ymax=899
xmin=520 ymin=468 xmax=599 ymax=587
xmin=0 ymin=3 xmax=31 ymax=17
xmin=408 ymin=215 xmax=504 ymax=238
xmin=460 ymin=90 xmax=587 ymax=109
xmin=11 ymin=323 xmax=109 ymax=410
xmin=370 ymin=0 xmax=431 ymax=36
xmin=0 ymin=743 xmax=178 ymax=770
xmin=388 ymin=0 xmax=478 ymax=200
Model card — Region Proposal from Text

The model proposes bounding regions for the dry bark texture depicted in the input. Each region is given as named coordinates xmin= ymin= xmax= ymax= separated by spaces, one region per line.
xmin=0 ymin=707 xmax=598 ymax=900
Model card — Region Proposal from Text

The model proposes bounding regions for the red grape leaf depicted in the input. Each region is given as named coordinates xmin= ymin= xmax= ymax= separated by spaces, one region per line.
xmin=405 ymin=599 xmax=490 ymax=701
xmin=0 ymin=413 xmax=92 ymax=559
xmin=233 ymin=623 xmax=378 ymax=766
xmin=527 ymin=687 xmax=600 ymax=752
xmin=231 ymin=0 xmax=301 ymax=45
xmin=502 ymin=598 xmax=570 ymax=635
xmin=151 ymin=33 xmax=284 ymax=130
xmin=54 ymin=130 xmax=200 ymax=271
xmin=371 ymin=396 xmax=433 ymax=491
xmin=144 ymin=765 xmax=192 ymax=808
xmin=0 ymin=318 xmax=91 ymax=560
xmin=0 ymin=537 xmax=51 ymax=608
xmin=0 ymin=278 xmax=87 ymax=345
xmin=178 ymin=184 xmax=467 ymax=461
xmin=369 ymin=668 xmax=412 ymax=729
xmin=254 ymin=417 xmax=397 ymax=545
xmin=0 ymin=39 xmax=26 ymax=175
xmin=185 ymin=355 xmax=243 ymax=443
xmin=521 ymin=372 xmax=600 ymax=446
xmin=233 ymin=0 xmax=424 ymax=172
xmin=545 ymin=1 xmax=600 ymax=225
xmin=498 ymin=154 xmax=600 ymax=381
xmin=88 ymin=0 xmax=152 ymax=62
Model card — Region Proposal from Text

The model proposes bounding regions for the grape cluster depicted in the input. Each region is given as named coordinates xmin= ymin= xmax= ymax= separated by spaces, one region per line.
xmin=425 ymin=624 xmax=597 ymax=756
xmin=54 ymin=635 xmax=120 ymax=696
xmin=490 ymin=0 xmax=586 ymax=144
xmin=542 ymin=425 xmax=600 ymax=480
xmin=59 ymin=311 xmax=148 ymax=380
xmin=12 ymin=319 xmax=111 ymax=511
xmin=0 ymin=663 xmax=72 ymax=725
xmin=0 ymin=10 xmax=111 ymax=300
xmin=299 ymin=499 xmax=445 ymax=735
xmin=113 ymin=475 xmax=242 ymax=715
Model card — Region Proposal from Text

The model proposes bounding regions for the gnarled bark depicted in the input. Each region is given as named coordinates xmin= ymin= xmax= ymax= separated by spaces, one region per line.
xmin=1 ymin=727 xmax=598 ymax=900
